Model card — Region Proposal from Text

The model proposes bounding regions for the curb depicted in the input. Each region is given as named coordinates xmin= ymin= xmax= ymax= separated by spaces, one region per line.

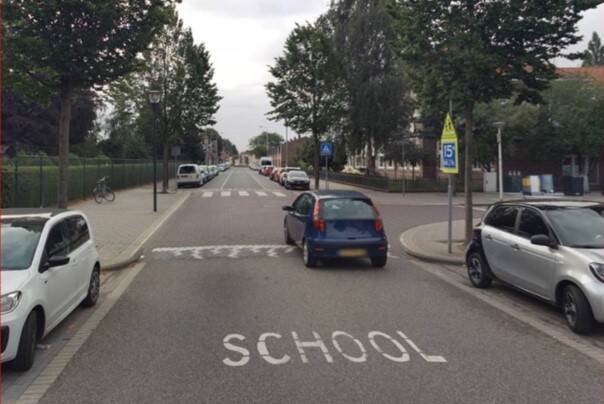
xmin=97 ymin=191 xmax=192 ymax=273
xmin=399 ymin=228 xmax=465 ymax=266
xmin=102 ymin=247 xmax=144 ymax=271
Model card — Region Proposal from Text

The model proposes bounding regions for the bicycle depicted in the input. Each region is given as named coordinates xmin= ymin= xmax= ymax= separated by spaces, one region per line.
xmin=92 ymin=176 xmax=115 ymax=203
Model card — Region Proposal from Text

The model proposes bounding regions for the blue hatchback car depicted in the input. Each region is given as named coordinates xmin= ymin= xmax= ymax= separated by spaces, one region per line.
xmin=283 ymin=190 xmax=388 ymax=268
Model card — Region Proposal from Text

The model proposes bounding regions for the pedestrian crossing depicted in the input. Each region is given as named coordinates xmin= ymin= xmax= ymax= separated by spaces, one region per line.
xmin=198 ymin=190 xmax=291 ymax=199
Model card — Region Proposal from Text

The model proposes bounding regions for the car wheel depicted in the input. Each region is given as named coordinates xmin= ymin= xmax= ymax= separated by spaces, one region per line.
xmin=371 ymin=255 xmax=387 ymax=268
xmin=303 ymin=240 xmax=317 ymax=268
xmin=562 ymin=284 xmax=595 ymax=334
xmin=466 ymin=251 xmax=493 ymax=288
xmin=82 ymin=267 xmax=100 ymax=307
xmin=284 ymin=225 xmax=295 ymax=246
xmin=12 ymin=312 xmax=38 ymax=371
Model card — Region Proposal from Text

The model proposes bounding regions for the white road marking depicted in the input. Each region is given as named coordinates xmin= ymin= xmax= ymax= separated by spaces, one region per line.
xmin=256 ymin=191 xmax=268 ymax=197
xmin=203 ymin=192 xmax=213 ymax=198
xmin=239 ymin=191 xmax=250 ymax=196
xmin=221 ymin=191 xmax=231 ymax=197
xmin=246 ymin=167 xmax=270 ymax=190
xmin=220 ymin=168 xmax=236 ymax=190
xmin=222 ymin=330 xmax=447 ymax=366
xmin=273 ymin=191 xmax=286 ymax=197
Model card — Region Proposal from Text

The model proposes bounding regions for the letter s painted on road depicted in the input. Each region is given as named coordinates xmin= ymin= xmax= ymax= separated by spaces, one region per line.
xmin=223 ymin=334 xmax=250 ymax=367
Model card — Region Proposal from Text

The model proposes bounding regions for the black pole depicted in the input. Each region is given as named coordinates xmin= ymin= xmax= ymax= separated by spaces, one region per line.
xmin=152 ymin=104 xmax=159 ymax=212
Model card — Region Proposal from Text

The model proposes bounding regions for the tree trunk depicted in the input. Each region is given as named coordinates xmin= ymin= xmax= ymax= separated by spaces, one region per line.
xmin=57 ymin=78 xmax=74 ymax=208
xmin=367 ymin=138 xmax=376 ymax=175
xmin=162 ymin=142 xmax=169 ymax=193
xmin=464 ymin=103 xmax=475 ymax=246
xmin=313 ymin=134 xmax=320 ymax=190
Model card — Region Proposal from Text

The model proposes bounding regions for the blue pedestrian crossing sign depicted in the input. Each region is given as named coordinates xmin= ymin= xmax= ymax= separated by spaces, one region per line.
xmin=320 ymin=142 xmax=333 ymax=157
xmin=440 ymin=113 xmax=459 ymax=174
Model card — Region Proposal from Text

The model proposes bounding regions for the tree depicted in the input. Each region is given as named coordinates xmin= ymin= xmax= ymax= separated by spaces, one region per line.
xmin=266 ymin=20 xmax=343 ymax=189
xmin=582 ymin=32 xmax=604 ymax=67
xmin=143 ymin=12 xmax=220 ymax=191
xmin=332 ymin=0 xmax=412 ymax=175
xmin=397 ymin=0 xmax=599 ymax=245
xmin=248 ymin=132 xmax=284 ymax=158
xmin=3 ymin=89 xmax=100 ymax=154
xmin=5 ymin=0 xmax=174 ymax=207
xmin=539 ymin=76 xmax=604 ymax=188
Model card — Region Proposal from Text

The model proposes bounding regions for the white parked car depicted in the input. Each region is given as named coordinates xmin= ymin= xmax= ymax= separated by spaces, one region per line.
xmin=176 ymin=164 xmax=204 ymax=188
xmin=1 ymin=209 xmax=100 ymax=370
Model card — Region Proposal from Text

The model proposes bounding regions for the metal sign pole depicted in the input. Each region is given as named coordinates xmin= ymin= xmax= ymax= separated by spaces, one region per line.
xmin=325 ymin=155 xmax=329 ymax=190
xmin=448 ymin=175 xmax=453 ymax=254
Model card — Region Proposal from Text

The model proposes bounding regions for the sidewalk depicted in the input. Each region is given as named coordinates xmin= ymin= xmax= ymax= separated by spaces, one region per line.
xmin=71 ymin=183 xmax=190 ymax=270
xmin=400 ymin=219 xmax=472 ymax=265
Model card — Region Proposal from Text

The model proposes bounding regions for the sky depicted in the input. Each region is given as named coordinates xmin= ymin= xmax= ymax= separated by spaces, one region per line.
xmin=177 ymin=1 xmax=604 ymax=153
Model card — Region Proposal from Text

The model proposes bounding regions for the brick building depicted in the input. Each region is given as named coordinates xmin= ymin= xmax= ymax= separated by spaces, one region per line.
xmin=271 ymin=136 xmax=308 ymax=167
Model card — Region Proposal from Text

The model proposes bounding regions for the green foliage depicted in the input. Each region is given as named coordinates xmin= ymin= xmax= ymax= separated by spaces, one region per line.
xmin=103 ymin=7 xmax=221 ymax=168
xmin=331 ymin=0 xmax=412 ymax=172
xmin=266 ymin=19 xmax=344 ymax=187
xmin=248 ymin=132 xmax=284 ymax=158
xmin=582 ymin=32 xmax=604 ymax=67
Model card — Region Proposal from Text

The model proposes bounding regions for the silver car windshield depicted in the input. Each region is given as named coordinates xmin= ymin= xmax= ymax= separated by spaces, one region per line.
xmin=1 ymin=218 xmax=46 ymax=270
xmin=545 ymin=208 xmax=604 ymax=248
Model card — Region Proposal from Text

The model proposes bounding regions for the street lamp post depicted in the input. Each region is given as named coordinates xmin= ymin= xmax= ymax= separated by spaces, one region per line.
xmin=285 ymin=123 xmax=289 ymax=167
xmin=494 ymin=122 xmax=505 ymax=201
xmin=148 ymin=90 xmax=162 ymax=212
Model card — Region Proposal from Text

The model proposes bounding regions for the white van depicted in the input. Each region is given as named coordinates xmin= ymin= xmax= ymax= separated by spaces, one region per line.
xmin=176 ymin=164 xmax=203 ymax=188
xmin=259 ymin=157 xmax=273 ymax=173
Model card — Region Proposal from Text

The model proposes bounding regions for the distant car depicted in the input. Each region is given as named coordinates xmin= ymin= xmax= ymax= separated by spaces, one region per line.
xmin=176 ymin=164 xmax=203 ymax=187
xmin=259 ymin=157 xmax=273 ymax=173
xmin=209 ymin=165 xmax=219 ymax=177
xmin=198 ymin=165 xmax=209 ymax=183
xmin=1 ymin=209 xmax=100 ymax=370
xmin=279 ymin=167 xmax=302 ymax=185
xmin=283 ymin=191 xmax=388 ymax=268
xmin=262 ymin=166 xmax=274 ymax=176
xmin=284 ymin=170 xmax=310 ymax=190
xmin=466 ymin=200 xmax=604 ymax=334
xmin=271 ymin=168 xmax=283 ymax=182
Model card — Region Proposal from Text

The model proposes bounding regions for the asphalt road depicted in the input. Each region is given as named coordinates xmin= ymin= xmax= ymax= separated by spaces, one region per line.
xmin=38 ymin=168 xmax=603 ymax=404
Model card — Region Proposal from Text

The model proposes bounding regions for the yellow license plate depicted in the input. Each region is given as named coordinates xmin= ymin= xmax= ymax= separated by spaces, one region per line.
xmin=339 ymin=248 xmax=367 ymax=258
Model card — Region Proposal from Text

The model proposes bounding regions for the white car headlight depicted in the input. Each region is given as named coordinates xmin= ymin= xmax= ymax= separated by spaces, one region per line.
xmin=1 ymin=291 xmax=22 ymax=313
xmin=589 ymin=263 xmax=604 ymax=282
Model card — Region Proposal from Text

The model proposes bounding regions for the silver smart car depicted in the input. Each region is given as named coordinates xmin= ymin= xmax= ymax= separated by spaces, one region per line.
xmin=466 ymin=200 xmax=604 ymax=334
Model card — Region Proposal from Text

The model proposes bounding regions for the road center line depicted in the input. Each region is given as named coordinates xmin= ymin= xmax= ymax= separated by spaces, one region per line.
xmin=246 ymin=167 xmax=270 ymax=191
xmin=220 ymin=168 xmax=236 ymax=190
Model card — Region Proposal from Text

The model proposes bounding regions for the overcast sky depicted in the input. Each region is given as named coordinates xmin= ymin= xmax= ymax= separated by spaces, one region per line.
xmin=177 ymin=1 xmax=604 ymax=153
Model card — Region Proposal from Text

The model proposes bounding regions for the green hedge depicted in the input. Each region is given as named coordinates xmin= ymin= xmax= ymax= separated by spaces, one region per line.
xmin=2 ymin=159 xmax=177 ymax=208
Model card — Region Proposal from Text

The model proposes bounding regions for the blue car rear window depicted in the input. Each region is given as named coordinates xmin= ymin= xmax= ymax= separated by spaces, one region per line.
xmin=320 ymin=199 xmax=376 ymax=220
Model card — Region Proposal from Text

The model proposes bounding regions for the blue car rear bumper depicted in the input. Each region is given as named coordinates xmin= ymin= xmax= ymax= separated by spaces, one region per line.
xmin=307 ymin=238 xmax=387 ymax=258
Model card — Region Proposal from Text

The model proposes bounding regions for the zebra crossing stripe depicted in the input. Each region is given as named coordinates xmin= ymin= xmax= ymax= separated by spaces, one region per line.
xmin=239 ymin=191 xmax=250 ymax=196
xmin=221 ymin=191 xmax=231 ymax=197
xmin=273 ymin=191 xmax=286 ymax=197
xmin=202 ymin=192 xmax=213 ymax=198
xmin=256 ymin=191 xmax=267 ymax=197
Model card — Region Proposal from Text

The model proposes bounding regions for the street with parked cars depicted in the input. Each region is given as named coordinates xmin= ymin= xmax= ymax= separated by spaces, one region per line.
xmin=2 ymin=167 xmax=603 ymax=404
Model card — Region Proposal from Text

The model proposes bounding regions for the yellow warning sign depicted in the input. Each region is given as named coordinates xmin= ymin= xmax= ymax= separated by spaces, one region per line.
xmin=441 ymin=113 xmax=458 ymax=141
xmin=440 ymin=113 xmax=459 ymax=174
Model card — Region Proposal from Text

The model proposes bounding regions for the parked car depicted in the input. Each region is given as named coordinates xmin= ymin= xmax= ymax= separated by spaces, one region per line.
xmin=259 ymin=157 xmax=273 ymax=174
xmin=465 ymin=200 xmax=604 ymax=334
xmin=1 ymin=209 xmax=100 ymax=370
xmin=283 ymin=191 xmax=387 ymax=268
xmin=198 ymin=165 xmax=209 ymax=184
xmin=209 ymin=165 xmax=219 ymax=177
xmin=176 ymin=164 xmax=204 ymax=188
xmin=284 ymin=170 xmax=310 ymax=190
xmin=262 ymin=166 xmax=274 ymax=177
xmin=279 ymin=167 xmax=302 ymax=185
xmin=271 ymin=168 xmax=283 ymax=182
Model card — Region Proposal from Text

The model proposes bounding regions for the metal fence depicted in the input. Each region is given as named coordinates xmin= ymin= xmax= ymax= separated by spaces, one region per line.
xmin=2 ymin=155 xmax=178 ymax=208
xmin=310 ymin=170 xmax=483 ymax=193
